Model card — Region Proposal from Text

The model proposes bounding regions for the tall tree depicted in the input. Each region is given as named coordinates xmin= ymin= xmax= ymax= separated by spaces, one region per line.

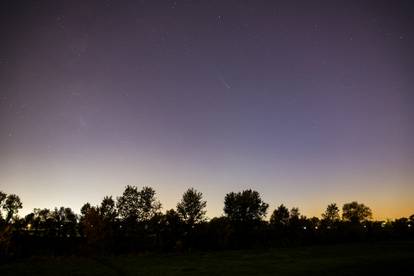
xmin=34 ymin=208 xmax=53 ymax=236
xmin=2 ymin=194 xmax=23 ymax=223
xmin=0 ymin=192 xmax=6 ymax=205
xmin=117 ymin=185 xmax=161 ymax=222
xmin=342 ymin=201 xmax=372 ymax=224
xmin=223 ymin=190 xmax=268 ymax=223
xmin=270 ymin=204 xmax=290 ymax=226
xmin=50 ymin=207 xmax=77 ymax=237
xmin=81 ymin=206 xmax=106 ymax=244
xmin=100 ymin=196 xmax=117 ymax=222
xmin=288 ymin=207 xmax=301 ymax=227
xmin=139 ymin=186 xmax=162 ymax=221
xmin=80 ymin=203 xmax=92 ymax=217
xmin=289 ymin=207 xmax=300 ymax=220
xmin=177 ymin=188 xmax=207 ymax=226
xmin=117 ymin=185 xmax=141 ymax=221
xmin=321 ymin=203 xmax=340 ymax=223
xmin=80 ymin=199 xmax=116 ymax=248
xmin=159 ymin=209 xmax=183 ymax=250
xmin=0 ymin=191 xmax=6 ymax=223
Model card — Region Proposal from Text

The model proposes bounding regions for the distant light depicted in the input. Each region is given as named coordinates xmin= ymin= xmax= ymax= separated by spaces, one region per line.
xmin=408 ymin=224 xmax=412 ymax=228
xmin=27 ymin=223 xmax=32 ymax=230
xmin=314 ymin=226 xmax=318 ymax=230
xmin=363 ymin=225 xmax=367 ymax=228
xmin=303 ymin=226 xmax=307 ymax=230
xmin=327 ymin=226 xmax=331 ymax=229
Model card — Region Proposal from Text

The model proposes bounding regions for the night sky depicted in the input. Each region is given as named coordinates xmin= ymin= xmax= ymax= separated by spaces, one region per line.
xmin=1 ymin=0 xmax=413 ymax=220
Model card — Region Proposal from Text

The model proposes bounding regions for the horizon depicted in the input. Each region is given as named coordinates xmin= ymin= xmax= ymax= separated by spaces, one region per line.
xmin=3 ymin=184 xmax=413 ymax=221
xmin=1 ymin=1 xmax=413 ymax=222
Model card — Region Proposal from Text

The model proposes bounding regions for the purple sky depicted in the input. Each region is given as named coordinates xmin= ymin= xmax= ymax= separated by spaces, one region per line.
xmin=1 ymin=0 xmax=413 ymax=219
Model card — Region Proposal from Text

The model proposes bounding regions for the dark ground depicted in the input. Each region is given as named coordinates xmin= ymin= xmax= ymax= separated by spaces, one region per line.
xmin=1 ymin=241 xmax=413 ymax=275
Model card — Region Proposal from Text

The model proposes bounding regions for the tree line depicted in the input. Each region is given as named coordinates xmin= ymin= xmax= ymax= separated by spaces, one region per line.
xmin=0 ymin=187 xmax=413 ymax=258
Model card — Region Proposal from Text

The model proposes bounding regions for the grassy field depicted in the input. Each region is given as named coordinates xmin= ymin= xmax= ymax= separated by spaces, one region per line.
xmin=1 ymin=241 xmax=413 ymax=275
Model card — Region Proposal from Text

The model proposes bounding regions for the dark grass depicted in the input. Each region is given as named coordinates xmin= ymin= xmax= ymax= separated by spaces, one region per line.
xmin=1 ymin=241 xmax=413 ymax=275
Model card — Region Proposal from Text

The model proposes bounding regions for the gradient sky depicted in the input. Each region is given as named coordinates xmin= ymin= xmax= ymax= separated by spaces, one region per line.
xmin=1 ymin=0 xmax=413 ymax=220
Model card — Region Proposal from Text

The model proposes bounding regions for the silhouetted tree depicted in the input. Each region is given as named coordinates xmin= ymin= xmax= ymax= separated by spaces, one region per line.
xmin=2 ymin=187 xmax=413 ymax=257
xmin=23 ymin=212 xmax=35 ymax=230
xmin=321 ymin=203 xmax=340 ymax=223
xmin=50 ymin=207 xmax=78 ymax=238
xmin=34 ymin=208 xmax=54 ymax=236
xmin=1 ymin=193 xmax=23 ymax=223
xmin=270 ymin=204 xmax=290 ymax=226
xmin=321 ymin=203 xmax=340 ymax=230
xmin=100 ymin=196 xmax=117 ymax=222
xmin=159 ymin=209 xmax=184 ymax=251
xmin=308 ymin=216 xmax=320 ymax=229
xmin=79 ymin=197 xmax=119 ymax=253
xmin=163 ymin=209 xmax=182 ymax=228
xmin=286 ymin=207 xmax=303 ymax=238
xmin=342 ymin=201 xmax=372 ymax=224
xmin=0 ymin=191 xmax=6 ymax=223
xmin=0 ymin=192 xmax=6 ymax=203
xmin=393 ymin=217 xmax=410 ymax=236
xmin=115 ymin=186 xmax=162 ymax=252
xmin=223 ymin=190 xmax=269 ymax=223
xmin=223 ymin=190 xmax=268 ymax=248
xmin=81 ymin=203 xmax=92 ymax=216
xmin=117 ymin=186 xmax=140 ymax=222
xmin=206 ymin=217 xmax=232 ymax=249
xmin=117 ymin=186 xmax=161 ymax=222
xmin=81 ymin=205 xmax=106 ymax=250
xmin=139 ymin=186 xmax=162 ymax=221
xmin=289 ymin=207 xmax=300 ymax=221
xmin=177 ymin=188 xmax=207 ymax=226
xmin=0 ymin=191 xmax=14 ymax=257
xmin=287 ymin=207 xmax=302 ymax=229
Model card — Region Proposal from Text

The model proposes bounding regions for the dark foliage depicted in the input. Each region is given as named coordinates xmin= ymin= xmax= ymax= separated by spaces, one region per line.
xmin=0 ymin=188 xmax=413 ymax=258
